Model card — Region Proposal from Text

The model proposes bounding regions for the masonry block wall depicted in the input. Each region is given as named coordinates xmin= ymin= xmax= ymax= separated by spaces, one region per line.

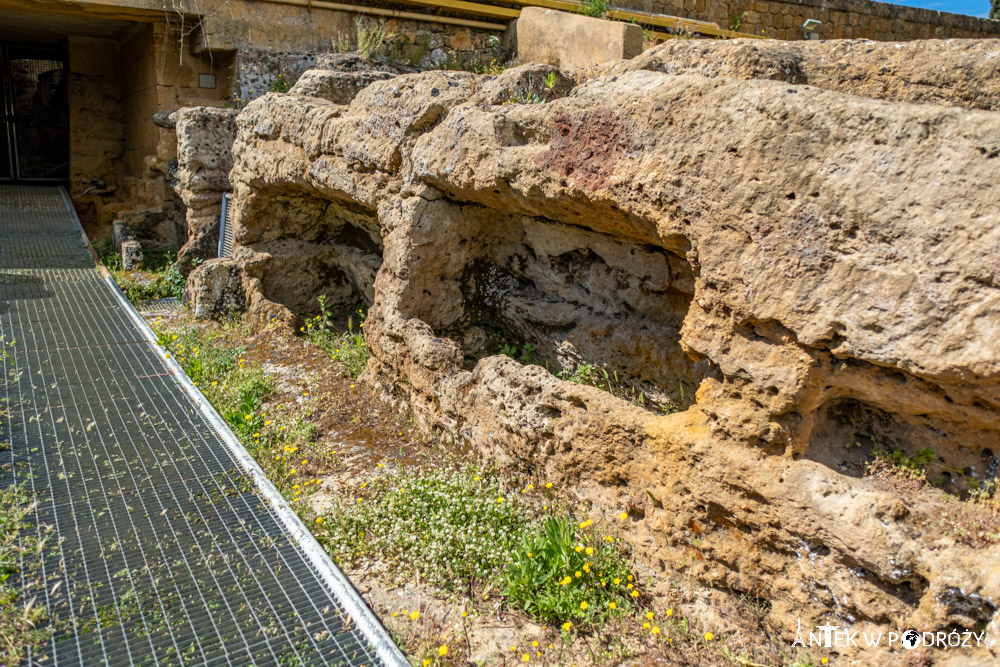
xmin=618 ymin=0 xmax=1000 ymax=40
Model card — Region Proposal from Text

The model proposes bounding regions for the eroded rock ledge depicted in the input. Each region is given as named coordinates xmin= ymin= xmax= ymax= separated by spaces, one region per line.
xmin=189 ymin=39 xmax=1000 ymax=660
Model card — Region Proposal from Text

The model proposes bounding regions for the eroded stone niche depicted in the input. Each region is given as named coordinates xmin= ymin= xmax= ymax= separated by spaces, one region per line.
xmin=393 ymin=199 xmax=716 ymax=411
xmin=236 ymin=186 xmax=382 ymax=313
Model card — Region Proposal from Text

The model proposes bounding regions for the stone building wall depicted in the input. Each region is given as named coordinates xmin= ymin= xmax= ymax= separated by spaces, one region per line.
xmin=66 ymin=36 xmax=125 ymax=226
xmin=617 ymin=0 xmax=1000 ymax=40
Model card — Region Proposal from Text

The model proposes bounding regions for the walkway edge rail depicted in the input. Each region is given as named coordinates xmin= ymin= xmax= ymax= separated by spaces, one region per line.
xmin=58 ymin=187 xmax=409 ymax=667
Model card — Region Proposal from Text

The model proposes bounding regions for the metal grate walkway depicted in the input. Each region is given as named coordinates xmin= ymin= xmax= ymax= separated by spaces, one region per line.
xmin=0 ymin=187 xmax=403 ymax=667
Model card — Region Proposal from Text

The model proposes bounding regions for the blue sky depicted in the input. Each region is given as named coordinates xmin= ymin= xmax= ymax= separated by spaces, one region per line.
xmin=887 ymin=0 xmax=992 ymax=17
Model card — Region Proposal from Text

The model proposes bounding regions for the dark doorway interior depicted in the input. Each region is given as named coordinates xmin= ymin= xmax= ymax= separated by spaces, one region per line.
xmin=0 ymin=43 xmax=68 ymax=183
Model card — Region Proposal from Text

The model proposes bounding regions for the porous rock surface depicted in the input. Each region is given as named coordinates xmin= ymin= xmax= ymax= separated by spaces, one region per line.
xmin=593 ymin=37 xmax=1000 ymax=111
xmin=195 ymin=39 xmax=1000 ymax=661
xmin=171 ymin=107 xmax=238 ymax=271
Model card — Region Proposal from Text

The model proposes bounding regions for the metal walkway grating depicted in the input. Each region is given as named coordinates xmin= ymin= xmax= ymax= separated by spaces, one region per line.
xmin=0 ymin=186 xmax=402 ymax=667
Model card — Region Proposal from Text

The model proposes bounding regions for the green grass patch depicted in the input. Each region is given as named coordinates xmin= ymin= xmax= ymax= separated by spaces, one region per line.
xmin=315 ymin=467 xmax=644 ymax=631
xmin=97 ymin=239 xmax=187 ymax=302
xmin=0 ymin=485 xmax=51 ymax=665
xmin=558 ymin=362 xmax=679 ymax=415
xmin=303 ymin=295 xmax=371 ymax=378
xmin=153 ymin=324 xmax=326 ymax=496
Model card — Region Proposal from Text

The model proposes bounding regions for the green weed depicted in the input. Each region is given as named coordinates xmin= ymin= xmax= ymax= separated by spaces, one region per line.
xmin=558 ymin=363 xmax=677 ymax=415
xmin=505 ymin=516 xmax=638 ymax=627
xmin=0 ymin=485 xmax=51 ymax=664
xmin=98 ymin=239 xmax=186 ymax=302
xmin=582 ymin=0 xmax=608 ymax=18
xmin=304 ymin=296 xmax=371 ymax=378
xmin=316 ymin=467 xmax=643 ymax=631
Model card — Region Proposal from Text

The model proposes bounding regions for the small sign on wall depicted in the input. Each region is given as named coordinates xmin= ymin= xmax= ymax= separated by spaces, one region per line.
xmin=199 ymin=73 xmax=217 ymax=89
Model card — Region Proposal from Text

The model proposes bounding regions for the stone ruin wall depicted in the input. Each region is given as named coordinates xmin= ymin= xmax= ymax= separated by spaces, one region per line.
xmin=177 ymin=38 xmax=1000 ymax=662
xmin=618 ymin=0 xmax=1000 ymax=40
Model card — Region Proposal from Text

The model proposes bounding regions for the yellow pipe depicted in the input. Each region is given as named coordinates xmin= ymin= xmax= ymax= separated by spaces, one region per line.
xmin=386 ymin=0 xmax=520 ymax=20
xmin=253 ymin=0 xmax=508 ymax=30
xmin=508 ymin=0 xmax=765 ymax=39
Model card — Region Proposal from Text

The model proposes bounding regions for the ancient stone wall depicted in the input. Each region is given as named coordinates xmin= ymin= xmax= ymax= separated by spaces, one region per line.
xmin=191 ymin=38 xmax=1000 ymax=662
xmin=617 ymin=0 xmax=1000 ymax=40
xmin=66 ymin=36 xmax=125 ymax=233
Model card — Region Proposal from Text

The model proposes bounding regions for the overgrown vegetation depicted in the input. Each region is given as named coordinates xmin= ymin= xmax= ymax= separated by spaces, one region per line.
xmin=558 ymin=362 xmax=679 ymax=415
xmin=0 ymin=485 xmax=51 ymax=665
xmin=334 ymin=16 xmax=396 ymax=60
xmin=316 ymin=466 xmax=644 ymax=632
xmin=582 ymin=0 xmax=609 ymax=18
xmin=268 ymin=72 xmax=290 ymax=94
xmin=503 ymin=71 xmax=559 ymax=104
xmin=153 ymin=323 xmax=323 ymax=496
xmin=98 ymin=239 xmax=186 ymax=302
xmin=304 ymin=295 xmax=371 ymax=378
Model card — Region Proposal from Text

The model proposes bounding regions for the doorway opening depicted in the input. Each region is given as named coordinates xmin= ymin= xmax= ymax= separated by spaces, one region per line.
xmin=0 ymin=43 xmax=68 ymax=183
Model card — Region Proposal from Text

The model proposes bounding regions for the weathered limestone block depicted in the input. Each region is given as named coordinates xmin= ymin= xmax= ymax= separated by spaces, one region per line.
xmin=222 ymin=42 xmax=1000 ymax=662
xmin=171 ymin=107 xmax=239 ymax=271
xmin=289 ymin=69 xmax=396 ymax=104
xmin=596 ymin=37 xmax=1000 ymax=110
xmin=517 ymin=7 xmax=643 ymax=69
xmin=184 ymin=256 xmax=247 ymax=320
xmin=121 ymin=240 xmax=143 ymax=270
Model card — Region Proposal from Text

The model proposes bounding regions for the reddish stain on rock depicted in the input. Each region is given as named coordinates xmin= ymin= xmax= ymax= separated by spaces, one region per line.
xmin=535 ymin=108 xmax=634 ymax=191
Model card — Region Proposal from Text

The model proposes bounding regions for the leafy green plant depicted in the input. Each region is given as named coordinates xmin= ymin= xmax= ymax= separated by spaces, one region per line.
xmin=582 ymin=0 xmax=609 ymax=18
xmin=268 ymin=73 xmax=290 ymax=93
xmin=731 ymin=10 xmax=748 ymax=32
xmin=98 ymin=240 xmax=186 ymax=302
xmin=867 ymin=446 xmax=935 ymax=481
xmin=499 ymin=341 xmax=536 ymax=364
xmin=304 ymin=297 xmax=371 ymax=378
xmin=504 ymin=516 xmax=638 ymax=627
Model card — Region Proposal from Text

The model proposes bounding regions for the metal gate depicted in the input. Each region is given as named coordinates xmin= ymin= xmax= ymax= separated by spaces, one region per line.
xmin=0 ymin=43 xmax=69 ymax=183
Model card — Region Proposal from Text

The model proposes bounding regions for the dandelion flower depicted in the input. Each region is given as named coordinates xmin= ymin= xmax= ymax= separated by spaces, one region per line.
xmin=585 ymin=547 xmax=594 ymax=555
xmin=605 ymin=536 xmax=614 ymax=543
xmin=522 ymin=654 xmax=529 ymax=663
xmin=579 ymin=601 xmax=588 ymax=610
xmin=579 ymin=519 xmax=592 ymax=529
xmin=315 ymin=517 xmax=324 ymax=524
xmin=821 ymin=660 xmax=828 ymax=665
xmin=497 ymin=496 xmax=504 ymax=503
xmin=562 ymin=622 xmax=572 ymax=632
xmin=666 ymin=608 xmax=673 ymax=617
xmin=608 ymin=602 xmax=617 ymax=610
xmin=423 ymin=660 xmax=430 ymax=667
xmin=613 ymin=578 xmax=621 ymax=585
xmin=574 ymin=545 xmax=583 ymax=553
xmin=642 ymin=622 xmax=650 ymax=630
xmin=409 ymin=611 xmax=419 ymax=620
xmin=645 ymin=611 xmax=654 ymax=620
xmin=531 ymin=641 xmax=538 ymax=647
xmin=631 ymin=591 xmax=639 ymax=598
xmin=545 ymin=482 xmax=553 ymax=488
xmin=704 ymin=632 xmax=713 ymax=641
xmin=438 ymin=645 xmax=447 ymax=657
xmin=652 ymin=626 xmax=661 ymax=635
xmin=560 ymin=576 xmax=572 ymax=586
xmin=619 ymin=512 xmax=628 ymax=521
xmin=575 ymin=571 xmax=582 ymax=578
